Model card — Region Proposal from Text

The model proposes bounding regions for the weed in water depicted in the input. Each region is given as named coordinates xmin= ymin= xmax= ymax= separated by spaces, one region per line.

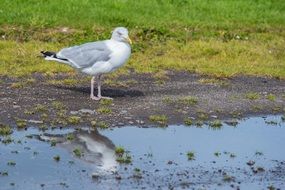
xmin=66 ymin=134 xmax=74 ymax=141
xmin=7 ymin=161 xmax=16 ymax=166
xmin=214 ymin=152 xmax=221 ymax=157
xmin=53 ymin=155 xmax=60 ymax=162
xmin=96 ymin=121 xmax=108 ymax=129
xmin=223 ymin=175 xmax=235 ymax=182
xmin=187 ymin=151 xmax=195 ymax=160
xmin=115 ymin=146 xmax=125 ymax=156
xmin=209 ymin=120 xmax=223 ymax=129
xmin=50 ymin=140 xmax=57 ymax=147
xmin=0 ymin=124 xmax=12 ymax=136
xmin=73 ymin=148 xmax=82 ymax=157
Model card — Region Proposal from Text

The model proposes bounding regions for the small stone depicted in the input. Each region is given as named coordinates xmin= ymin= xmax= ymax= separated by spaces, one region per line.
xmin=70 ymin=111 xmax=79 ymax=115
xmin=28 ymin=120 xmax=44 ymax=124
xmin=120 ymin=110 xmax=127 ymax=114
xmin=246 ymin=160 xmax=255 ymax=166
xmin=211 ymin=115 xmax=218 ymax=119
xmin=129 ymin=121 xmax=134 ymax=125
xmin=167 ymin=160 xmax=173 ymax=165
xmin=79 ymin=109 xmax=95 ymax=115
xmin=91 ymin=172 xmax=100 ymax=179
xmin=117 ymin=122 xmax=124 ymax=126
xmin=13 ymin=105 xmax=20 ymax=109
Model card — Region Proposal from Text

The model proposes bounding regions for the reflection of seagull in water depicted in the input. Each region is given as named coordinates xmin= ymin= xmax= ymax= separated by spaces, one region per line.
xmin=37 ymin=129 xmax=118 ymax=172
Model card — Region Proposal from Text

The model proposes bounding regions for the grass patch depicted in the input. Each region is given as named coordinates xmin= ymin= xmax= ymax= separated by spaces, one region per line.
xmin=0 ymin=124 xmax=12 ymax=136
xmin=266 ymin=93 xmax=276 ymax=101
xmin=184 ymin=118 xmax=193 ymax=126
xmin=178 ymin=96 xmax=198 ymax=105
xmin=97 ymin=107 xmax=112 ymax=114
xmin=15 ymin=118 xmax=27 ymax=128
xmin=0 ymin=1 xmax=284 ymax=78
xmin=67 ymin=116 xmax=80 ymax=125
xmin=209 ymin=120 xmax=223 ymax=129
xmin=149 ymin=114 xmax=168 ymax=126
xmin=245 ymin=92 xmax=260 ymax=100
xmin=73 ymin=148 xmax=82 ymax=157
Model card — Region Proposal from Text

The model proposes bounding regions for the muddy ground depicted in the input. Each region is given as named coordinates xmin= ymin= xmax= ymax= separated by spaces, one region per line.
xmin=0 ymin=71 xmax=284 ymax=127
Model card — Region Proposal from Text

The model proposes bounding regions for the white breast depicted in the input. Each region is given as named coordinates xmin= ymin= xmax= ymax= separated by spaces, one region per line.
xmin=106 ymin=40 xmax=131 ymax=71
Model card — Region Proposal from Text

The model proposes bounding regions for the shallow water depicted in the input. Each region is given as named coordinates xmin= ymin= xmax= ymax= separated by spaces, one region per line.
xmin=0 ymin=115 xmax=284 ymax=190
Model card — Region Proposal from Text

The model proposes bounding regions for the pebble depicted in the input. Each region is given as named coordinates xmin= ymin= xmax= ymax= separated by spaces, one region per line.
xmin=28 ymin=120 xmax=44 ymax=124
xmin=13 ymin=105 xmax=21 ymax=109
xmin=79 ymin=109 xmax=95 ymax=115
xmin=91 ymin=172 xmax=100 ymax=179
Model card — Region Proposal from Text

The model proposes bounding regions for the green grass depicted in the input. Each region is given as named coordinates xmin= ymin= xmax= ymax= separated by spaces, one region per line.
xmin=0 ymin=0 xmax=284 ymax=78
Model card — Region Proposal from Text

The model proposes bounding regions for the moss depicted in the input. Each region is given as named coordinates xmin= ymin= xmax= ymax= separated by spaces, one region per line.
xmin=96 ymin=121 xmax=108 ymax=129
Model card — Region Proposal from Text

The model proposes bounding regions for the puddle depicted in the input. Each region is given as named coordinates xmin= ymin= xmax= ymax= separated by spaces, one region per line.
xmin=0 ymin=115 xmax=284 ymax=190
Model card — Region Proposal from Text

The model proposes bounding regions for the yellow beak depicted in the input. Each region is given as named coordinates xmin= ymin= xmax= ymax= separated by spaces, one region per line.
xmin=125 ymin=37 xmax=132 ymax=45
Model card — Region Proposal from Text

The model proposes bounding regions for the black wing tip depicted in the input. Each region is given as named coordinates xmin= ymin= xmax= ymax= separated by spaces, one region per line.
xmin=41 ymin=51 xmax=56 ymax=57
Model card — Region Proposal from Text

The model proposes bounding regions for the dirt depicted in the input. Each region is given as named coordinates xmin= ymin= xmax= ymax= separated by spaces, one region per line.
xmin=0 ymin=71 xmax=284 ymax=127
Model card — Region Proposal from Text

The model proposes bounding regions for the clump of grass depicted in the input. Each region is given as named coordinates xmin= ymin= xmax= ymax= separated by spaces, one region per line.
xmin=73 ymin=148 xmax=82 ymax=157
xmin=162 ymin=96 xmax=173 ymax=104
xmin=245 ymin=92 xmax=260 ymax=100
xmin=214 ymin=152 xmax=221 ymax=157
xmin=178 ymin=96 xmax=198 ymax=105
xmin=255 ymin=151 xmax=263 ymax=156
xmin=266 ymin=93 xmax=276 ymax=101
xmin=7 ymin=161 xmax=16 ymax=166
xmin=97 ymin=107 xmax=112 ymax=114
xmin=15 ymin=119 xmax=27 ymax=128
xmin=0 ymin=124 xmax=12 ymax=136
xmin=223 ymin=174 xmax=235 ymax=182
xmin=1 ymin=171 xmax=8 ymax=176
xmin=67 ymin=116 xmax=81 ymax=125
xmin=194 ymin=120 xmax=204 ymax=127
xmin=96 ymin=121 xmax=108 ymax=129
xmin=52 ymin=101 xmax=65 ymax=110
xmin=53 ymin=155 xmax=60 ymax=162
xmin=50 ymin=140 xmax=56 ymax=147
xmin=209 ymin=120 xmax=223 ymax=129
xmin=114 ymin=146 xmax=131 ymax=164
xmin=34 ymin=104 xmax=48 ymax=112
xmin=2 ymin=136 xmax=13 ymax=144
xmin=99 ymin=99 xmax=113 ymax=106
xmin=149 ymin=114 xmax=168 ymax=126
xmin=66 ymin=134 xmax=74 ymax=141
xmin=186 ymin=151 xmax=195 ymax=160
xmin=47 ymin=78 xmax=77 ymax=86
xmin=184 ymin=118 xmax=193 ymax=126
xmin=115 ymin=146 xmax=125 ymax=156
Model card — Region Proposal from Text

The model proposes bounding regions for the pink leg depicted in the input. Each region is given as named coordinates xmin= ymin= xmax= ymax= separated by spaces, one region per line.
xmin=90 ymin=76 xmax=100 ymax=100
xmin=97 ymin=75 xmax=112 ymax=100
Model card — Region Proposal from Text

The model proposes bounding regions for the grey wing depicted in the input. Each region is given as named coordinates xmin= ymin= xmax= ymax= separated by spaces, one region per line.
xmin=56 ymin=41 xmax=112 ymax=69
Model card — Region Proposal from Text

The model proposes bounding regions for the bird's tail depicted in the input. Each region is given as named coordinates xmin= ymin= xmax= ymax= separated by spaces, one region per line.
xmin=41 ymin=51 xmax=70 ymax=64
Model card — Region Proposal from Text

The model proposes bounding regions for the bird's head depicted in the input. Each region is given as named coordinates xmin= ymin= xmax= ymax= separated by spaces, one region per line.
xmin=111 ymin=27 xmax=132 ymax=45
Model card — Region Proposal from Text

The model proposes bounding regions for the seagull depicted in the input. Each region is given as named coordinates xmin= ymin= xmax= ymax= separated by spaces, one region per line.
xmin=41 ymin=27 xmax=132 ymax=100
